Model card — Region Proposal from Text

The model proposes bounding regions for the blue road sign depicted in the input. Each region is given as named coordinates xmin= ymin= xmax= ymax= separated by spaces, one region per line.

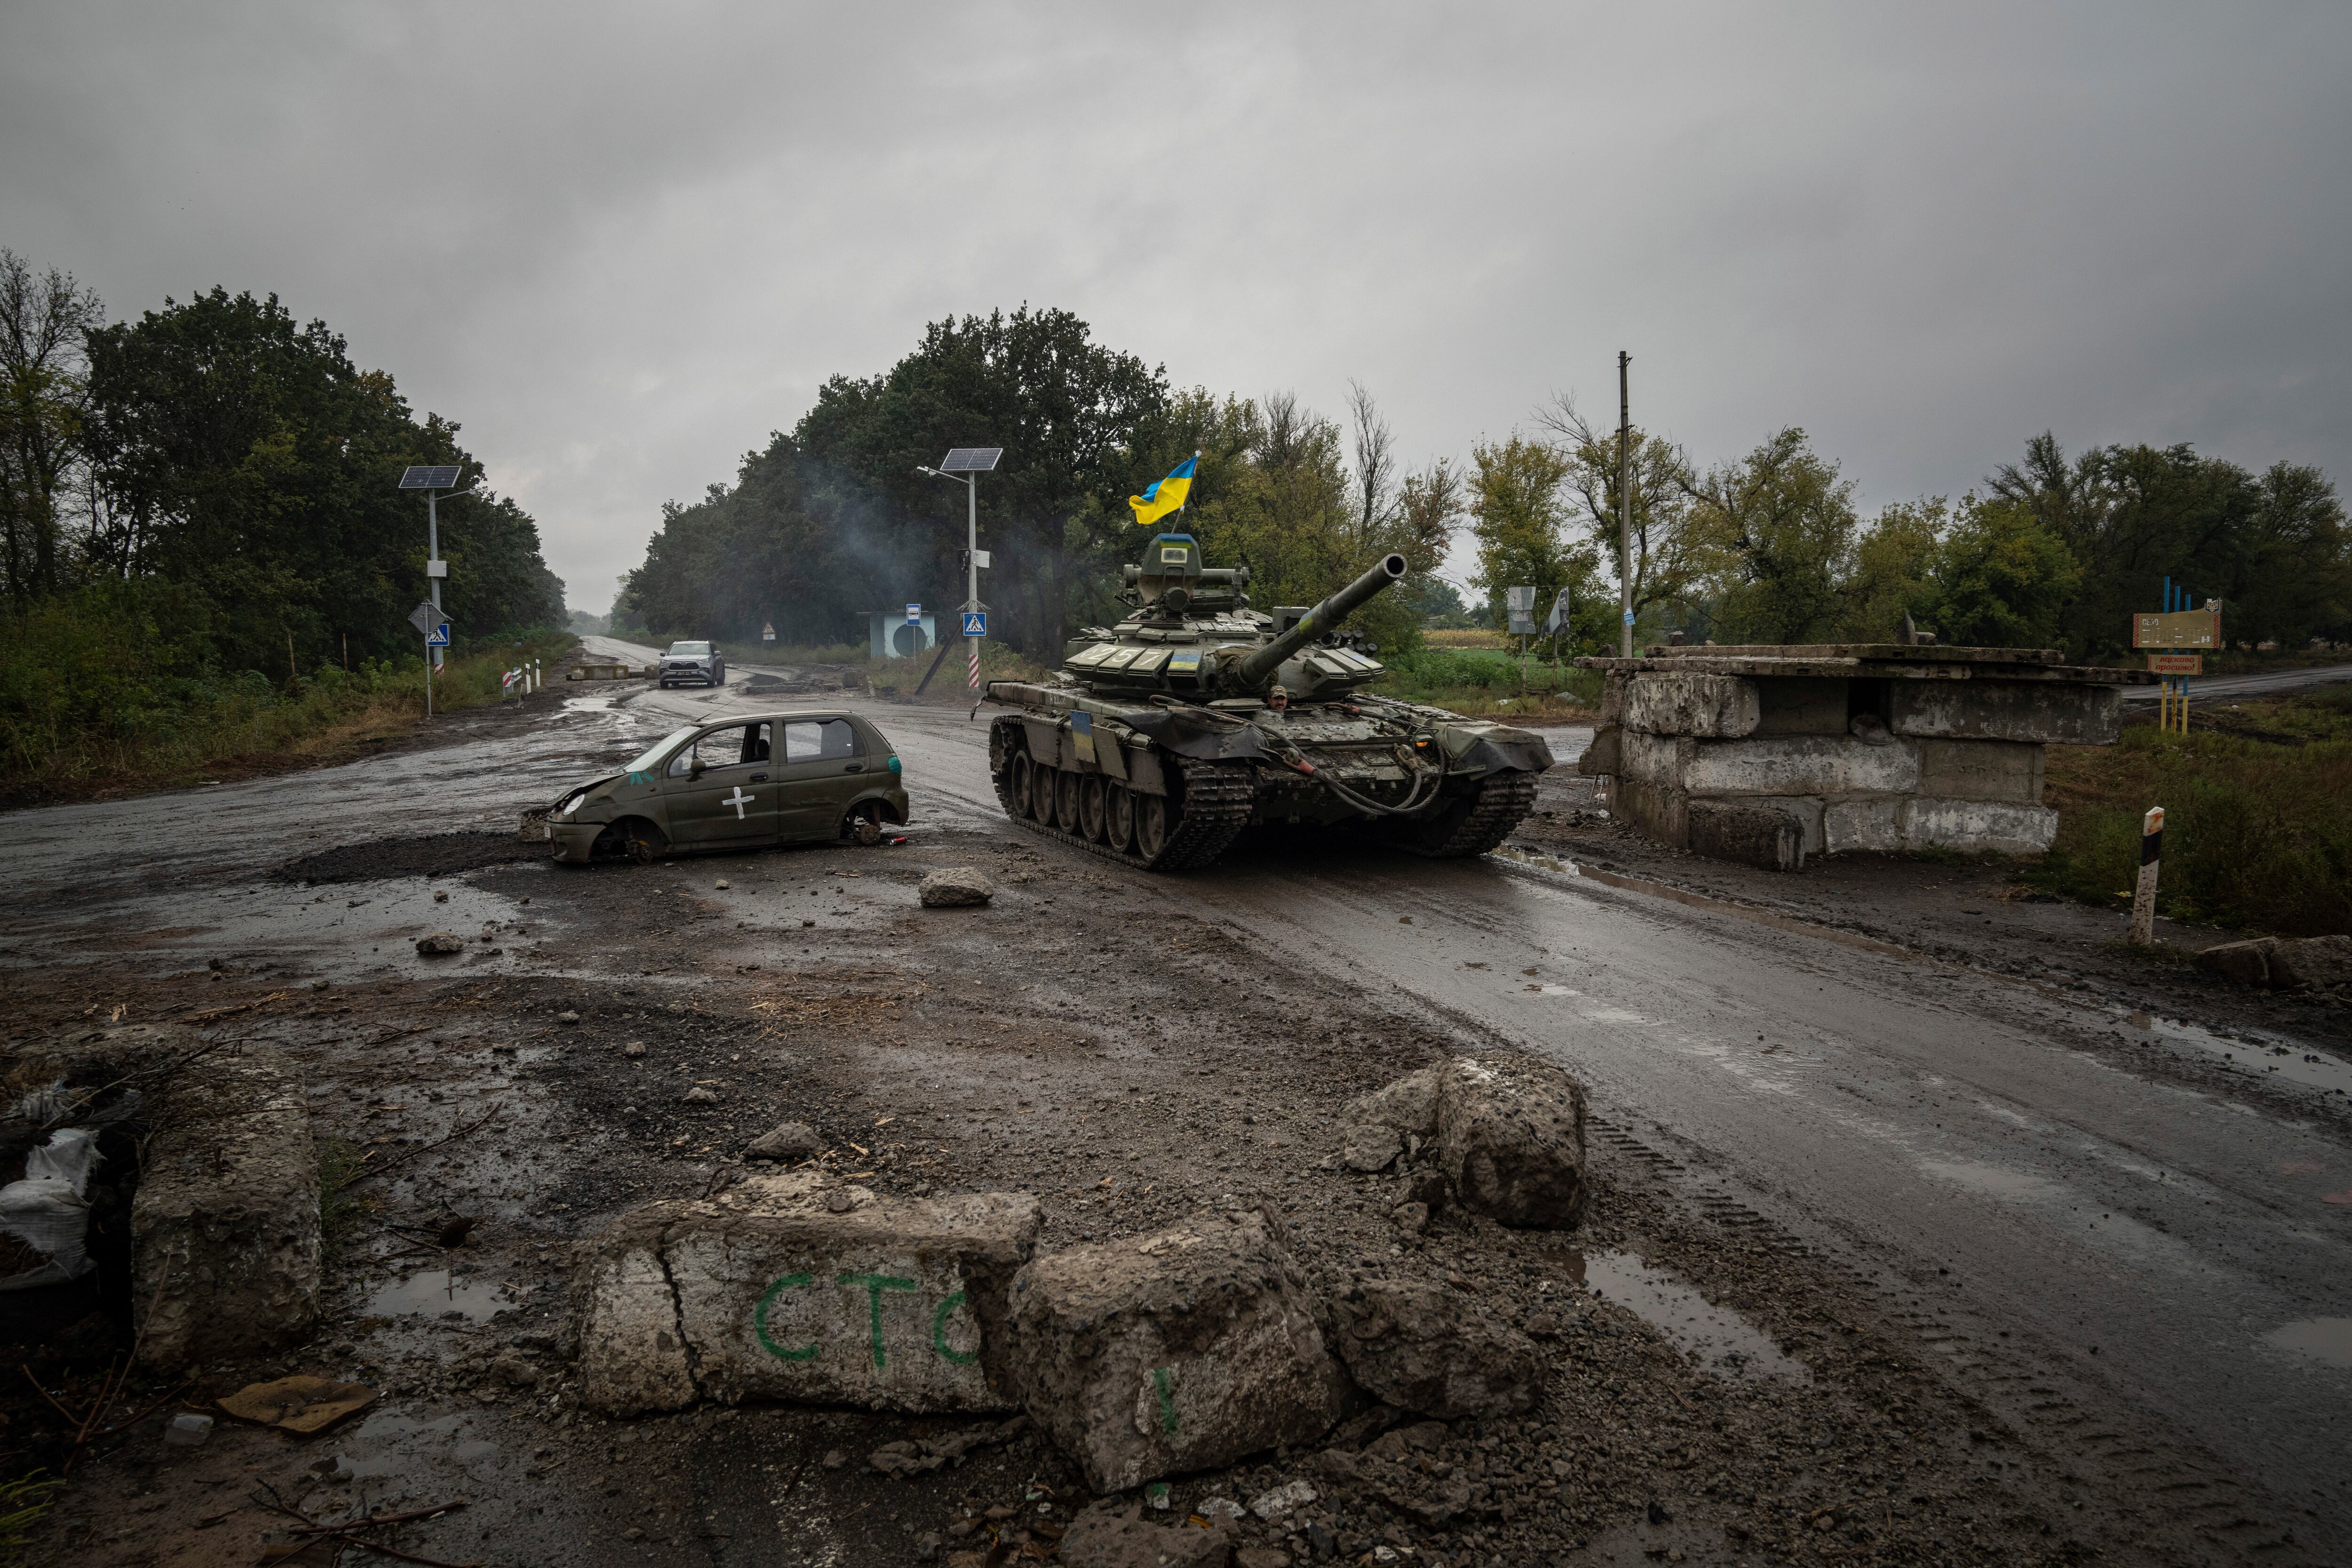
xmin=905 ymin=602 xmax=921 ymax=624
xmin=425 ymin=623 xmax=452 ymax=647
xmin=962 ymin=611 xmax=986 ymax=637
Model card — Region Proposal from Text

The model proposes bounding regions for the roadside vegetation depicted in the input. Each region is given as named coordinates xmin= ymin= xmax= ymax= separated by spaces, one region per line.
xmin=0 ymin=580 xmax=570 ymax=800
xmin=0 ymin=249 xmax=569 ymax=801
xmin=2029 ymin=686 xmax=2352 ymax=936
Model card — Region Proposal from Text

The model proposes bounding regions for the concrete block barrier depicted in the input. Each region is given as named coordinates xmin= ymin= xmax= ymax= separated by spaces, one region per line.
xmin=574 ymin=1173 xmax=1042 ymax=1416
xmin=1002 ymin=1207 xmax=1349 ymax=1493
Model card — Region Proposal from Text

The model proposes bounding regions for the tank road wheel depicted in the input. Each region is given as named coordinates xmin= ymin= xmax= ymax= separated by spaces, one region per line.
xmin=1105 ymin=784 xmax=1137 ymax=853
xmin=1054 ymin=769 xmax=1082 ymax=832
xmin=1391 ymin=770 xmax=1542 ymax=859
xmin=1009 ymin=752 xmax=1035 ymax=820
xmin=1135 ymin=793 xmax=1170 ymax=860
xmin=1030 ymin=761 xmax=1059 ymax=825
xmin=1079 ymin=776 xmax=1109 ymax=842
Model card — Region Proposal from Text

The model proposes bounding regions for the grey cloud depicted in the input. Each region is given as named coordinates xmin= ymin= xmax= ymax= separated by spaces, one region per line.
xmin=5 ymin=2 xmax=2346 ymax=611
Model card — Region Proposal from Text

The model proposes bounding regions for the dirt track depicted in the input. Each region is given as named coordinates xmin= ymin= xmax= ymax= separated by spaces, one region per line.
xmin=4 ymin=663 xmax=2347 ymax=1567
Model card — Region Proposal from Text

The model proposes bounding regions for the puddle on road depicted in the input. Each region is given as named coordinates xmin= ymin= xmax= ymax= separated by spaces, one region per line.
xmin=2116 ymin=1009 xmax=2352 ymax=1098
xmin=367 ymin=1269 xmax=516 ymax=1322
xmin=1571 ymin=1249 xmax=1808 ymax=1382
xmin=2263 ymin=1316 xmax=2352 ymax=1369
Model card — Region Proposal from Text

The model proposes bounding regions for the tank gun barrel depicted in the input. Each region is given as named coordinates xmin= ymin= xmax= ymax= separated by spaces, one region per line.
xmin=1236 ymin=552 xmax=1407 ymax=687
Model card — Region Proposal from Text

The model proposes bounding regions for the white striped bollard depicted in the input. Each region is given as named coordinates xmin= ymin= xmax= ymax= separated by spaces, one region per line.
xmin=2128 ymin=805 xmax=2164 ymax=946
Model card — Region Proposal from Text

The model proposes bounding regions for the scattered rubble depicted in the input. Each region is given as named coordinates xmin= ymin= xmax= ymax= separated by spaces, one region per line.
xmin=1057 ymin=1498 xmax=1236 ymax=1568
xmin=413 ymin=932 xmax=465 ymax=956
xmin=919 ymin=867 xmax=995 ymax=908
xmin=2200 ymin=933 xmax=2352 ymax=998
xmin=1003 ymin=1206 xmax=1350 ymax=1493
xmin=744 ymin=1119 xmax=822 ymax=1161
xmin=866 ymin=1415 xmax=1029 ymax=1477
xmin=1323 ymin=1272 xmax=1542 ymax=1418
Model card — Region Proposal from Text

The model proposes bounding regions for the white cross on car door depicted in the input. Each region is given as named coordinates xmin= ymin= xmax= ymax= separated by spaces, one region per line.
xmin=661 ymin=722 xmax=780 ymax=848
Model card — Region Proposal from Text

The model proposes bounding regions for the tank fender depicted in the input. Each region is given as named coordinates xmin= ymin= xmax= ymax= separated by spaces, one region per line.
xmin=1114 ymin=705 xmax=1271 ymax=762
xmin=1126 ymin=744 xmax=1168 ymax=796
xmin=1020 ymin=717 xmax=1060 ymax=760
xmin=1094 ymin=729 xmax=1130 ymax=782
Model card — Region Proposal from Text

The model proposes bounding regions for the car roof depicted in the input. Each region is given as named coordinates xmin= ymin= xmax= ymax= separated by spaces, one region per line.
xmin=692 ymin=710 xmax=860 ymax=726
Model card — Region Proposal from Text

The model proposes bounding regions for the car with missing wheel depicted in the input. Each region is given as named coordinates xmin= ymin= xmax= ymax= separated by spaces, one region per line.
xmin=657 ymin=640 xmax=728 ymax=688
xmin=538 ymin=711 xmax=907 ymax=863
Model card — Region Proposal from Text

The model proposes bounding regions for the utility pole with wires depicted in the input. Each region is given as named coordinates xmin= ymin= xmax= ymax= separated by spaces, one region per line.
xmin=1617 ymin=351 xmax=1634 ymax=658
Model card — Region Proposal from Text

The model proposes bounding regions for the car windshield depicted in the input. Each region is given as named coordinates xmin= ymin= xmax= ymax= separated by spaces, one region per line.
xmin=666 ymin=641 xmax=711 ymax=656
xmin=621 ymin=725 xmax=699 ymax=776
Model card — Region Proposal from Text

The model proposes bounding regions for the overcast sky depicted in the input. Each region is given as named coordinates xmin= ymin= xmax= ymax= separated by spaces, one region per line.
xmin=6 ymin=3 xmax=2347 ymax=614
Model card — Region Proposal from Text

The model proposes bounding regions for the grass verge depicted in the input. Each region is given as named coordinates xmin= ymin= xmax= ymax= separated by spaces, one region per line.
xmin=1370 ymin=645 xmax=1598 ymax=721
xmin=2028 ymin=686 xmax=2352 ymax=936
xmin=0 ymin=633 xmax=574 ymax=807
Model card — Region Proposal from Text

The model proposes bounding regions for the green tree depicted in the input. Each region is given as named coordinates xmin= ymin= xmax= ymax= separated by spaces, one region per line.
xmin=1536 ymin=396 xmax=1701 ymax=639
xmin=1681 ymin=428 xmax=1858 ymax=645
xmin=1918 ymin=498 xmax=2081 ymax=648
xmin=1838 ymin=497 xmax=1947 ymax=641
xmin=81 ymin=287 xmax=561 ymax=672
xmin=1468 ymin=435 xmax=1603 ymax=653
xmin=795 ymin=307 xmax=1167 ymax=657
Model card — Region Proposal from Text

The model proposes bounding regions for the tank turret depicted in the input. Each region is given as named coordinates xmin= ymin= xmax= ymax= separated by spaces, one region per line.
xmin=982 ymin=535 xmax=1551 ymax=871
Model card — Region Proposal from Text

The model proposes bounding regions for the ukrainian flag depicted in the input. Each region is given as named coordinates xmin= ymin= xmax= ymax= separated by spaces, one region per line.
xmin=1128 ymin=455 xmax=1197 ymax=528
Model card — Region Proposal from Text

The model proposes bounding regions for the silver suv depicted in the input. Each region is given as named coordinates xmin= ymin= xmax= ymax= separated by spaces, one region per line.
xmin=658 ymin=640 xmax=726 ymax=689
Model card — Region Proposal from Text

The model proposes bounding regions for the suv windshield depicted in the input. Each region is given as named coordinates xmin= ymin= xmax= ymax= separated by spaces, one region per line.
xmin=666 ymin=641 xmax=711 ymax=657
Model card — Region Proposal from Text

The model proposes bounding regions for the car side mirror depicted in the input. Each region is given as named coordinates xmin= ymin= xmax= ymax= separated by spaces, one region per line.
xmin=689 ymin=760 xmax=705 ymax=781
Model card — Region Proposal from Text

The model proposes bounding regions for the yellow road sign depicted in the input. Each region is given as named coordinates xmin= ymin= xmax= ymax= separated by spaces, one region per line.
xmin=2132 ymin=606 xmax=2220 ymax=649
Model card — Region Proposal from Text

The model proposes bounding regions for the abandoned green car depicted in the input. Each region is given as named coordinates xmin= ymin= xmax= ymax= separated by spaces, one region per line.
xmin=540 ymin=711 xmax=909 ymax=863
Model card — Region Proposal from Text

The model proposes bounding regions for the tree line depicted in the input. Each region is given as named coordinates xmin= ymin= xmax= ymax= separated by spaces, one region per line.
xmin=1471 ymin=401 xmax=2352 ymax=659
xmin=624 ymin=307 xmax=2351 ymax=666
xmin=615 ymin=309 xmax=1452 ymax=659
xmin=0 ymin=249 xmax=565 ymax=683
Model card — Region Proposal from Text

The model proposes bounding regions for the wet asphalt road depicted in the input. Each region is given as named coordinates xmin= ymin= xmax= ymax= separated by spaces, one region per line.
xmin=12 ymin=641 xmax=2350 ymax=1549
xmin=2117 ymin=658 xmax=2352 ymax=702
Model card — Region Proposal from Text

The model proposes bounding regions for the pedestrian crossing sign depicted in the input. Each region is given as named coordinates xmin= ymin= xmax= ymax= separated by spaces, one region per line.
xmin=962 ymin=611 xmax=986 ymax=637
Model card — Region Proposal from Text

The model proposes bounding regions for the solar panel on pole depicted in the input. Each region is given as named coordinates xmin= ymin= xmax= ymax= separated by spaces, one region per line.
xmin=399 ymin=465 xmax=463 ymax=490
xmin=939 ymin=448 xmax=1001 ymax=473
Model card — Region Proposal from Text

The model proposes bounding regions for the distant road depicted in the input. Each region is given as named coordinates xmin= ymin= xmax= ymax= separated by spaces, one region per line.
xmin=2118 ymin=659 xmax=2352 ymax=702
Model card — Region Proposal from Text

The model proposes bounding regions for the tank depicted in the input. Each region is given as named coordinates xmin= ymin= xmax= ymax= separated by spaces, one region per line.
xmin=981 ymin=532 xmax=1555 ymax=870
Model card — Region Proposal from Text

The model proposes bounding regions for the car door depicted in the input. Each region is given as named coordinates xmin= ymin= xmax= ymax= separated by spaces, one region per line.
xmin=774 ymin=717 xmax=869 ymax=841
xmin=660 ymin=722 xmax=780 ymax=849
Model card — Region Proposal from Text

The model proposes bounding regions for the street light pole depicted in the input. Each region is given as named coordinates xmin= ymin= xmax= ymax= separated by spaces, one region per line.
xmin=916 ymin=447 xmax=1003 ymax=697
xmin=1618 ymin=351 xmax=1634 ymax=658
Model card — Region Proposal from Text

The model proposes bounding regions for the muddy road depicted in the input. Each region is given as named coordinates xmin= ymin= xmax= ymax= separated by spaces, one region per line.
xmin=5 ymin=655 xmax=2348 ymax=1567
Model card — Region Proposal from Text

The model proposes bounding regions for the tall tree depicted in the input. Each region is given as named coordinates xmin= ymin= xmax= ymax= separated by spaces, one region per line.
xmin=1536 ymin=395 xmax=1701 ymax=634
xmin=0 ymin=251 xmax=104 ymax=605
xmin=1679 ymin=428 xmax=1858 ymax=645
xmin=1467 ymin=434 xmax=1602 ymax=649
xmin=80 ymin=287 xmax=561 ymax=670
xmin=795 ymin=308 xmax=1167 ymax=656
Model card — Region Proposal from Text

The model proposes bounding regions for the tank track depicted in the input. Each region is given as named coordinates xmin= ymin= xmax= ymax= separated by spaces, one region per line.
xmin=1395 ymin=769 xmax=1541 ymax=858
xmin=988 ymin=718 xmax=1255 ymax=871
